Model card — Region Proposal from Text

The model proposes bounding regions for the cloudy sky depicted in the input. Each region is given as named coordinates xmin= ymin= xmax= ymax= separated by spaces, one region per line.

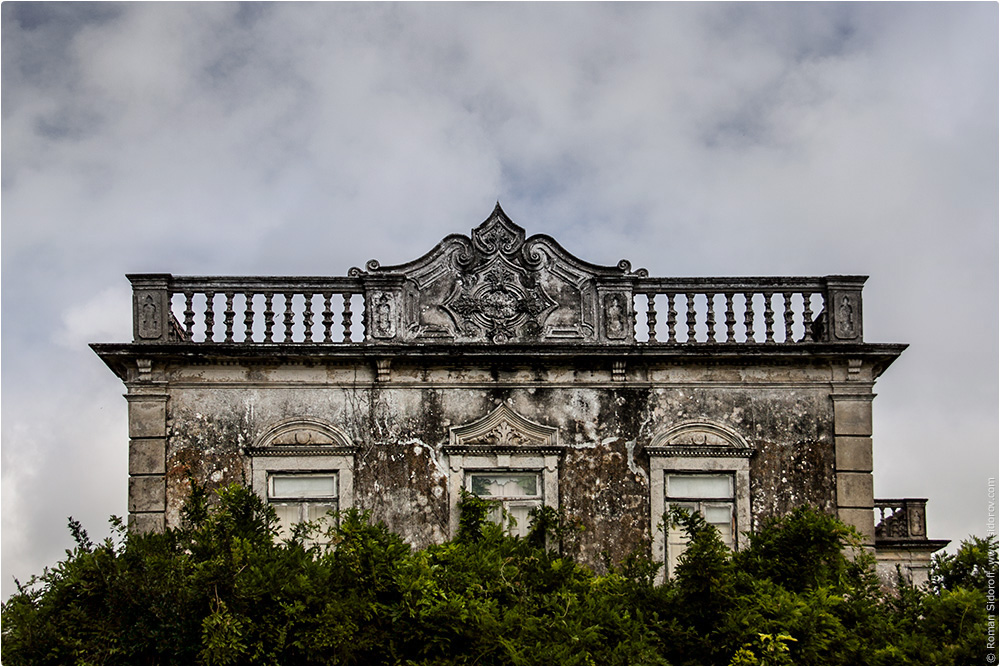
xmin=2 ymin=2 xmax=996 ymax=597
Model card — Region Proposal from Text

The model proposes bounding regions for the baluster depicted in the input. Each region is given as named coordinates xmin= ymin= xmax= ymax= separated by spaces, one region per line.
xmin=801 ymin=292 xmax=814 ymax=342
xmin=724 ymin=293 xmax=736 ymax=343
xmin=322 ymin=293 xmax=334 ymax=343
xmin=361 ymin=295 xmax=368 ymax=339
xmin=763 ymin=292 xmax=775 ymax=343
xmin=303 ymin=293 xmax=314 ymax=342
xmin=243 ymin=293 xmax=255 ymax=342
xmin=646 ymin=293 xmax=658 ymax=342
xmin=342 ymin=294 xmax=353 ymax=341
xmin=204 ymin=291 xmax=216 ymax=342
xmin=705 ymin=292 xmax=716 ymax=343
xmin=283 ymin=293 xmax=295 ymax=342
xmin=743 ymin=292 xmax=755 ymax=342
xmin=782 ymin=292 xmax=794 ymax=343
xmin=666 ymin=293 xmax=677 ymax=343
xmin=686 ymin=293 xmax=697 ymax=342
xmin=263 ymin=293 xmax=274 ymax=343
xmin=223 ymin=292 xmax=235 ymax=343
xmin=183 ymin=291 xmax=195 ymax=340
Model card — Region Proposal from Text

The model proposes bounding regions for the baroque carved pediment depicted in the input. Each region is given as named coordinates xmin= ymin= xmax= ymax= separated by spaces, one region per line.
xmin=443 ymin=256 xmax=557 ymax=343
xmin=446 ymin=404 xmax=559 ymax=453
xmin=350 ymin=204 xmax=646 ymax=344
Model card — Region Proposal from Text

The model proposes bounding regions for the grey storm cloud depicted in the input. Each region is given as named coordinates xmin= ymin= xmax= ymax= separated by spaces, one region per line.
xmin=2 ymin=2 xmax=997 ymax=598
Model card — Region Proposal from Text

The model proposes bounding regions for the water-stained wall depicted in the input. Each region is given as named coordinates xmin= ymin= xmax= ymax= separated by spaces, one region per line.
xmin=158 ymin=355 xmax=842 ymax=570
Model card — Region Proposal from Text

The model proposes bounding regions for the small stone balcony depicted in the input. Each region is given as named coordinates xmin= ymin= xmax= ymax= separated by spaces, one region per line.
xmin=874 ymin=498 xmax=950 ymax=588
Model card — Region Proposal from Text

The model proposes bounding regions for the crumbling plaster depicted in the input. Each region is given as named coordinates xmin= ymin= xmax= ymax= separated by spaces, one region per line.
xmin=160 ymin=356 xmax=847 ymax=567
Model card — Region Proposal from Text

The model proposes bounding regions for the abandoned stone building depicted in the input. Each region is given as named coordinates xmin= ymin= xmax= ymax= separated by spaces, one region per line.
xmin=92 ymin=204 xmax=947 ymax=584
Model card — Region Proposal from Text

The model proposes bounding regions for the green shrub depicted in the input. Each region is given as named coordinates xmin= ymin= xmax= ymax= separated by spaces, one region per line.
xmin=2 ymin=486 xmax=995 ymax=665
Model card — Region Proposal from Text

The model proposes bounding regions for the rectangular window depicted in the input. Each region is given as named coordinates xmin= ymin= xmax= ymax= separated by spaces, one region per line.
xmin=467 ymin=472 xmax=541 ymax=538
xmin=666 ymin=473 xmax=735 ymax=574
xmin=268 ymin=472 xmax=339 ymax=539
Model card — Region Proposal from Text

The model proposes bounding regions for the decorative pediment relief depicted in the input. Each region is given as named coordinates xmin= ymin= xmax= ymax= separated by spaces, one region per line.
xmin=446 ymin=404 xmax=559 ymax=452
xmin=350 ymin=204 xmax=646 ymax=344
xmin=443 ymin=256 xmax=558 ymax=343
xmin=246 ymin=418 xmax=355 ymax=456
xmin=647 ymin=421 xmax=753 ymax=458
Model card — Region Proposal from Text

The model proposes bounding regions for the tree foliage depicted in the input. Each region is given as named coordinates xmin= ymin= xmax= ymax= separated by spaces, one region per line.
xmin=2 ymin=485 xmax=996 ymax=665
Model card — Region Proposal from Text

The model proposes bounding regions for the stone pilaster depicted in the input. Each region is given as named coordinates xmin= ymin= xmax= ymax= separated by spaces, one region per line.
xmin=832 ymin=390 xmax=875 ymax=546
xmin=126 ymin=370 xmax=168 ymax=532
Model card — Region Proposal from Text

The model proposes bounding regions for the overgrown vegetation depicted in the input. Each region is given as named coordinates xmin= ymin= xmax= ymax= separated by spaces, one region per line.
xmin=3 ymin=484 xmax=996 ymax=665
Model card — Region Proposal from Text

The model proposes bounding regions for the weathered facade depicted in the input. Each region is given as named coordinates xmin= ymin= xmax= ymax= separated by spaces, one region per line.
xmin=92 ymin=204 xmax=946 ymax=581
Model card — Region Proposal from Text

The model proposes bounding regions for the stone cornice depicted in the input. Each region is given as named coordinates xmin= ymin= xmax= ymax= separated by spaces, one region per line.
xmin=441 ymin=445 xmax=565 ymax=456
xmin=874 ymin=538 xmax=951 ymax=552
xmin=91 ymin=342 xmax=907 ymax=381
xmin=244 ymin=445 xmax=359 ymax=457
xmin=645 ymin=446 xmax=754 ymax=458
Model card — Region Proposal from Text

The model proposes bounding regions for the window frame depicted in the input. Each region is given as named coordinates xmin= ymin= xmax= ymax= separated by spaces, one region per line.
xmin=444 ymin=405 xmax=563 ymax=539
xmin=648 ymin=422 xmax=753 ymax=581
xmin=248 ymin=419 xmax=356 ymax=539
xmin=663 ymin=472 xmax=738 ymax=576
xmin=465 ymin=469 xmax=544 ymax=537
xmin=446 ymin=451 xmax=560 ymax=537
xmin=268 ymin=471 xmax=341 ymax=535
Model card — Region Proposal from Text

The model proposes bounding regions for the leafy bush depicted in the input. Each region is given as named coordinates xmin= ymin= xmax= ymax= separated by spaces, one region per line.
xmin=2 ymin=485 xmax=996 ymax=665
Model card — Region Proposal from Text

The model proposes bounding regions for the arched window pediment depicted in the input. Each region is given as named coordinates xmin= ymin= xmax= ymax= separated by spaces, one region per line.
xmin=247 ymin=418 xmax=355 ymax=456
xmin=647 ymin=421 xmax=753 ymax=458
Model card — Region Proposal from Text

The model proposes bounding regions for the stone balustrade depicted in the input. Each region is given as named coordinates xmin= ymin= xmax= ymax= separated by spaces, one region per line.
xmin=129 ymin=274 xmax=366 ymax=344
xmin=874 ymin=498 xmax=929 ymax=541
xmin=127 ymin=273 xmax=867 ymax=346
xmin=633 ymin=276 xmax=864 ymax=344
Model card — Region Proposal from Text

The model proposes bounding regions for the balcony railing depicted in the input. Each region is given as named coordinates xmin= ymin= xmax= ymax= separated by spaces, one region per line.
xmin=632 ymin=277 xmax=847 ymax=344
xmin=875 ymin=499 xmax=929 ymax=541
xmin=127 ymin=273 xmax=867 ymax=346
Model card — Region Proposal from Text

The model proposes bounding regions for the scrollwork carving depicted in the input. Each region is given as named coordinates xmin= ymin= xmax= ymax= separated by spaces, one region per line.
xmin=450 ymin=237 xmax=477 ymax=271
xmin=445 ymin=263 xmax=556 ymax=343
xmin=647 ymin=421 xmax=754 ymax=457
xmin=351 ymin=204 xmax=644 ymax=343
xmin=472 ymin=205 xmax=524 ymax=256
xmin=448 ymin=404 xmax=559 ymax=449
xmin=520 ymin=238 xmax=550 ymax=271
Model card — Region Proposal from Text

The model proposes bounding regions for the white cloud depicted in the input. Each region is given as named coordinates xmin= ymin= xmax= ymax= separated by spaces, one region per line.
xmin=54 ymin=286 xmax=132 ymax=350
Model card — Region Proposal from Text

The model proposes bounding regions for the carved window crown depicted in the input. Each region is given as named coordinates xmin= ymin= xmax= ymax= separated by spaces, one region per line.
xmin=246 ymin=418 xmax=356 ymax=457
xmin=445 ymin=404 xmax=560 ymax=454
xmin=647 ymin=421 xmax=753 ymax=458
